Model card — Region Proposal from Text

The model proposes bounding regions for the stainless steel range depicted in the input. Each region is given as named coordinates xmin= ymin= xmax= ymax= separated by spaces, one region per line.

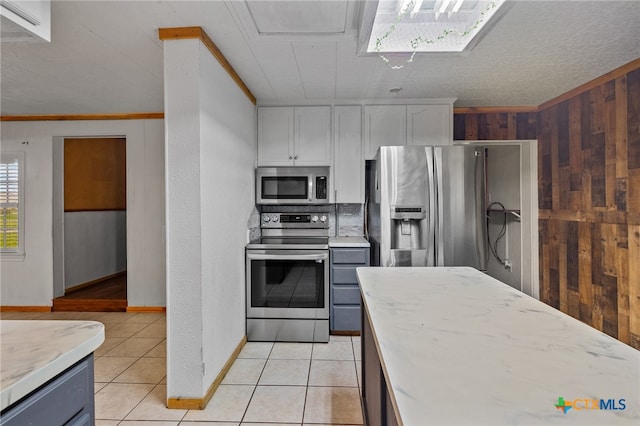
xmin=245 ymin=212 xmax=330 ymax=342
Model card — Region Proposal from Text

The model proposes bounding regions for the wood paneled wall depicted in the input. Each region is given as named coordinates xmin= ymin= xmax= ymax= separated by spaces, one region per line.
xmin=453 ymin=65 xmax=640 ymax=350
xmin=538 ymin=67 xmax=640 ymax=349
xmin=453 ymin=111 xmax=537 ymax=140
xmin=64 ymin=138 xmax=126 ymax=211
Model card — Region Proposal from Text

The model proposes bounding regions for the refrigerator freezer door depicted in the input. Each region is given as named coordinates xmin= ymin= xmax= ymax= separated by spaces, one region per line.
xmin=440 ymin=145 xmax=488 ymax=270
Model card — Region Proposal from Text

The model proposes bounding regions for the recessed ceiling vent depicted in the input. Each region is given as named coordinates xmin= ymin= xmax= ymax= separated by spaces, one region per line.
xmin=227 ymin=0 xmax=358 ymax=40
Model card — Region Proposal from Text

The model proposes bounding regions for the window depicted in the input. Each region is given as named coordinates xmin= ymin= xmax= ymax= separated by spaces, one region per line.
xmin=1 ymin=152 xmax=24 ymax=256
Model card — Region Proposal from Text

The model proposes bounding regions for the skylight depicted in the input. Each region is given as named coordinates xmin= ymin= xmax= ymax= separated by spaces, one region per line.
xmin=367 ymin=0 xmax=506 ymax=55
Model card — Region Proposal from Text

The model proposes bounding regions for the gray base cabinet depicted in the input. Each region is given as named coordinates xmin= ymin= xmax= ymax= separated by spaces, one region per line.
xmin=362 ymin=302 xmax=399 ymax=426
xmin=0 ymin=355 xmax=95 ymax=426
xmin=330 ymin=247 xmax=370 ymax=332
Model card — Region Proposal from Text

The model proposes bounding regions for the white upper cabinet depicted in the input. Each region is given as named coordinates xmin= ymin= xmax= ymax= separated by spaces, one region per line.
xmin=294 ymin=106 xmax=332 ymax=166
xmin=364 ymin=105 xmax=406 ymax=160
xmin=334 ymin=106 xmax=364 ymax=203
xmin=0 ymin=0 xmax=51 ymax=42
xmin=407 ymin=104 xmax=452 ymax=147
xmin=364 ymin=103 xmax=454 ymax=159
xmin=257 ymin=107 xmax=295 ymax=166
xmin=257 ymin=106 xmax=331 ymax=166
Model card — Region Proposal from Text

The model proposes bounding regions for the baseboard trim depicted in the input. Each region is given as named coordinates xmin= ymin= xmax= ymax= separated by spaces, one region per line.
xmin=126 ymin=306 xmax=166 ymax=313
xmin=331 ymin=330 xmax=361 ymax=336
xmin=66 ymin=271 xmax=126 ymax=294
xmin=167 ymin=335 xmax=247 ymax=410
xmin=0 ymin=306 xmax=51 ymax=312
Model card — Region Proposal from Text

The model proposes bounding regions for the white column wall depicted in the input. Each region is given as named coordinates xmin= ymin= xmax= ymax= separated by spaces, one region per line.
xmin=198 ymin=43 xmax=256 ymax=392
xmin=0 ymin=119 xmax=165 ymax=307
xmin=164 ymin=38 xmax=256 ymax=400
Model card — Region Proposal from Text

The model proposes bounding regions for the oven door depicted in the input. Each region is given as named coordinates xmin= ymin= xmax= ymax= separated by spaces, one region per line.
xmin=246 ymin=249 xmax=329 ymax=319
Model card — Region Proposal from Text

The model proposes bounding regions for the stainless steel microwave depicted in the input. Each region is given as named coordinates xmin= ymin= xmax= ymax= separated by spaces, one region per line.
xmin=256 ymin=167 xmax=330 ymax=205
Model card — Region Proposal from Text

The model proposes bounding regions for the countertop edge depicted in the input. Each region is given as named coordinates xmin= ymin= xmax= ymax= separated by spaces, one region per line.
xmin=0 ymin=322 xmax=105 ymax=410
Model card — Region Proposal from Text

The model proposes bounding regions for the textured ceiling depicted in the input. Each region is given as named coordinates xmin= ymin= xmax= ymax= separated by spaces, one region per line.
xmin=1 ymin=1 xmax=639 ymax=115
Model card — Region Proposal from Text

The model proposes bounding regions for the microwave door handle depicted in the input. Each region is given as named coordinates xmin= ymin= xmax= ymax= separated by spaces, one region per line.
xmin=247 ymin=253 xmax=328 ymax=261
xmin=309 ymin=174 xmax=313 ymax=201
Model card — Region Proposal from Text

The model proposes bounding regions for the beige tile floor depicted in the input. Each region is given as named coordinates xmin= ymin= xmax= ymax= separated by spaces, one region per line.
xmin=1 ymin=311 xmax=364 ymax=425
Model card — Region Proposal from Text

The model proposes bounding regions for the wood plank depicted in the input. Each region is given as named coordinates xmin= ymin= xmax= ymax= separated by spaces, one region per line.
xmin=628 ymin=169 xmax=640 ymax=215
xmin=616 ymin=224 xmax=630 ymax=344
xmin=453 ymin=114 xmax=466 ymax=140
xmin=566 ymin=221 xmax=579 ymax=292
xmin=538 ymin=58 xmax=640 ymax=110
xmin=0 ymin=113 xmax=164 ymax=121
xmin=507 ymin=113 xmax=517 ymax=139
xmin=464 ymin=114 xmax=478 ymax=140
xmin=550 ymin=106 xmax=560 ymax=210
xmin=627 ymin=68 xmax=640 ymax=170
xmin=578 ymin=222 xmax=593 ymax=326
xmin=591 ymin=132 xmax=606 ymax=208
xmin=615 ymin=75 xmax=629 ymax=179
xmin=628 ymin=225 xmax=640 ymax=349
xmin=569 ymin=96 xmax=583 ymax=194
xmin=559 ymin=238 xmax=568 ymax=313
xmin=454 ymin=106 xmax=538 ymax=114
xmin=602 ymin=223 xmax=618 ymax=277
xmin=605 ymin=86 xmax=618 ymax=210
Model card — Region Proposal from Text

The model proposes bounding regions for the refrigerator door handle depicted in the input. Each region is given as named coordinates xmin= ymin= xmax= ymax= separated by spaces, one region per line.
xmin=433 ymin=148 xmax=444 ymax=266
xmin=425 ymin=148 xmax=436 ymax=266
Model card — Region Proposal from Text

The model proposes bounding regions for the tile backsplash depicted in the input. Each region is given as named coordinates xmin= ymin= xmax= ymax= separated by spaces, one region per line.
xmin=336 ymin=204 xmax=364 ymax=236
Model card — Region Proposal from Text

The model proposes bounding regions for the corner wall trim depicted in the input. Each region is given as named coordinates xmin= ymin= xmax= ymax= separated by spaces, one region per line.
xmin=538 ymin=58 xmax=640 ymax=111
xmin=158 ymin=26 xmax=257 ymax=106
xmin=454 ymin=106 xmax=538 ymax=114
xmin=166 ymin=335 xmax=247 ymax=410
xmin=0 ymin=306 xmax=51 ymax=312
xmin=0 ymin=113 xmax=164 ymax=121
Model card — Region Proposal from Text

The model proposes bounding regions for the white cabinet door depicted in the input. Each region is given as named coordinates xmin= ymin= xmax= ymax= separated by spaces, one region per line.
xmin=407 ymin=104 xmax=452 ymax=146
xmin=294 ymin=106 xmax=332 ymax=166
xmin=334 ymin=106 xmax=364 ymax=203
xmin=364 ymin=105 xmax=406 ymax=160
xmin=257 ymin=107 xmax=294 ymax=166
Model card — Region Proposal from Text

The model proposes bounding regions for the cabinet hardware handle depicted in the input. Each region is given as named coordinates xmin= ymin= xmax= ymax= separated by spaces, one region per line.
xmin=294 ymin=155 xmax=298 ymax=160
xmin=289 ymin=156 xmax=293 ymax=160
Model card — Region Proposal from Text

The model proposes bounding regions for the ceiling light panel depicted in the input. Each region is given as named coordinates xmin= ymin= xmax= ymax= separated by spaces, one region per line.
xmin=245 ymin=0 xmax=347 ymax=35
xmin=368 ymin=0 xmax=505 ymax=53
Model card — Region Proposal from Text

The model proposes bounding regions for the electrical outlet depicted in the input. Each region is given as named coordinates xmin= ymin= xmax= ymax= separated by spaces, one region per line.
xmin=504 ymin=260 xmax=512 ymax=271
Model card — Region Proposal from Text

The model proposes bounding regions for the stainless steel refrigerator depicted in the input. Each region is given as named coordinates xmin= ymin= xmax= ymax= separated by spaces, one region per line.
xmin=365 ymin=145 xmax=488 ymax=269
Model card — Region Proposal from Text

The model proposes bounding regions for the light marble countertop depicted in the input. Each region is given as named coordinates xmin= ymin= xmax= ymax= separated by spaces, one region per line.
xmin=329 ymin=236 xmax=370 ymax=247
xmin=0 ymin=320 xmax=105 ymax=410
xmin=357 ymin=267 xmax=640 ymax=425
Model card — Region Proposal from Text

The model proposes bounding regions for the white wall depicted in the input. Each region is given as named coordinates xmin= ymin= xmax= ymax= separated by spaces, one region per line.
xmin=0 ymin=119 xmax=165 ymax=307
xmin=64 ymin=211 xmax=127 ymax=289
xmin=164 ymin=37 xmax=256 ymax=400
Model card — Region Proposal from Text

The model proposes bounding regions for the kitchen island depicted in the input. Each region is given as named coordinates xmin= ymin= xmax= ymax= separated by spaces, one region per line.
xmin=357 ymin=267 xmax=639 ymax=425
xmin=0 ymin=320 xmax=105 ymax=425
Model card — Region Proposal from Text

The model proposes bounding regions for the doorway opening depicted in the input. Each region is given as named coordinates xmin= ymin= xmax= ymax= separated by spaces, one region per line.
xmin=53 ymin=137 xmax=127 ymax=311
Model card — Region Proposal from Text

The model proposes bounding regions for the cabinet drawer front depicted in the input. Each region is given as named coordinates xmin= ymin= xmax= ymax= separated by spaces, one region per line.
xmin=332 ymin=305 xmax=361 ymax=332
xmin=1 ymin=356 xmax=93 ymax=426
xmin=332 ymin=266 xmax=358 ymax=285
xmin=333 ymin=286 xmax=361 ymax=305
xmin=332 ymin=249 xmax=368 ymax=264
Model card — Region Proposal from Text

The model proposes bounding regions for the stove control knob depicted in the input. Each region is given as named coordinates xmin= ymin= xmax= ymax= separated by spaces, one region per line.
xmin=263 ymin=216 xmax=270 ymax=223
xmin=311 ymin=215 xmax=319 ymax=223
xmin=320 ymin=215 xmax=327 ymax=223
xmin=271 ymin=215 xmax=279 ymax=223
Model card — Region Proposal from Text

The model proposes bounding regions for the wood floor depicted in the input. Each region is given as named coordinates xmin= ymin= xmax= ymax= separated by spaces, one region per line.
xmin=53 ymin=273 xmax=127 ymax=312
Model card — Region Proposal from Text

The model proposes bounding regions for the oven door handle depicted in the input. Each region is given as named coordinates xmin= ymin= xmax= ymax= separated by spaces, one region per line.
xmin=247 ymin=252 xmax=328 ymax=261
